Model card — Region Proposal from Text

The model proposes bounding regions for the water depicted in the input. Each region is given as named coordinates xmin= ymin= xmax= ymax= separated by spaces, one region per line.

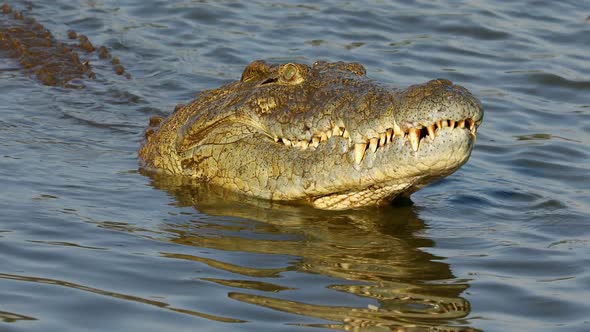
xmin=1 ymin=0 xmax=589 ymax=331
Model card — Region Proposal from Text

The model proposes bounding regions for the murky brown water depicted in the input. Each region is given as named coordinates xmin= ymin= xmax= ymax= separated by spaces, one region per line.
xmin=1 ymin=1 xmax=589 ymax=331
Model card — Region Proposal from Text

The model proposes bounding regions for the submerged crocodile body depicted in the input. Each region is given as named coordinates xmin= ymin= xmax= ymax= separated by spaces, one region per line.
xmin=0 ymin=4 xmax=129 ymax=87
xmin=139 ymin=60 xmax=483 ymax=209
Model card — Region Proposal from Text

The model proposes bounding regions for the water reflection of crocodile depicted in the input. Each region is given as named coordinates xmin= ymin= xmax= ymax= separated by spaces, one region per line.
xmin=146 ymin=173 xmax=479 ymax=331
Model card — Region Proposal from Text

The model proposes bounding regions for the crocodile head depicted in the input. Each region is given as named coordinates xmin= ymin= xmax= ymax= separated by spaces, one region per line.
xmin=139 ymin=60 xmax=483 ymax=210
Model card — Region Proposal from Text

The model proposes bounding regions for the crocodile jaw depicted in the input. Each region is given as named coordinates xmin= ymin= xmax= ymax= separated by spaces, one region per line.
xmin=310 ymin=127 xmax=476 ymax=209
xmin=171 ymin=117 xmax=478 ymax=210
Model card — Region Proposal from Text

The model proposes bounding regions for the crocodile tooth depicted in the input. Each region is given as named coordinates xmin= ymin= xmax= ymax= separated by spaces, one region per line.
xmin=442 ymin=120 xmax=448 ymax=128
xmin=436 ymin=121 xmax=442 ymax=129
xmin=274 ymin=136 xmax=280 ymax=142
xmin=332 ymin=126 xmax=342 ymax=136
xmin=282 ymin=138 xmax=292 ymax=146
xmin=386 ymin=128 xmax=393 ymax=142
xmin=393 ymin=121 xmax=404 ymax=136
xmin=408 ymin=128 xmax=420 ymax=152
xmin=457 ymin=120 xmax=465 ymax=128
xmin=450 ymin=120 xmax=456 ymax=128
xmin=312 ymin=137 xmax=320 ymax=148
xmin=427 ymin=125 xmax=435 ymax=140
xmin=369 ymin=137 xmax=379 ymax=152
xmin=354 ymin=143 xmax=367 ymax=164
xmin=343 ymin=129 xmax=350 ymax=139
xmin=468 ymin=119 xmax=477 ymax=136
xmin=379 ymin=133 xmax=386 ymax=147
xmin=300 ymin=140 xmax=309 ymax=150
xmin=320 ymin=132 xmax=328 ymax=142
xmin=326 ymin=130 xmax=333 ymax=138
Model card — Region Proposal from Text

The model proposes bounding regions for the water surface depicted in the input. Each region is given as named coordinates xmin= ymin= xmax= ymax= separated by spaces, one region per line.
xmin=1 ymin=1 xmax=589 ymax=331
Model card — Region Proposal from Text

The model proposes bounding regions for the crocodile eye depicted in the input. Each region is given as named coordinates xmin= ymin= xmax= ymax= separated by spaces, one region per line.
xmin=283 ymin=64 xmax=297 ymax=81
xmin=346 ymin=62 xmax=366 ymax=76
xmin=280 ymin=63 xmax=303 ymax=84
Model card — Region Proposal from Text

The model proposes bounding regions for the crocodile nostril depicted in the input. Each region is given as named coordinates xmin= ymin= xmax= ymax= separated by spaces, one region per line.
xmin=430 ymin=78 xmax=453 ymax=86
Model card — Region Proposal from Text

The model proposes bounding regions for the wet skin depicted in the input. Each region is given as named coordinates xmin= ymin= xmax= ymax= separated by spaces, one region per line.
xmin=139 ymin=60 xmax=483 ymax=209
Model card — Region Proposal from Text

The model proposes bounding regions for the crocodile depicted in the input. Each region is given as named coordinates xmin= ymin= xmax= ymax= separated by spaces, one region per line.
xmin=139 ymin=60 xmax=483 ymax=209
xmin=0 ymin=3 xmax=129 ymax=87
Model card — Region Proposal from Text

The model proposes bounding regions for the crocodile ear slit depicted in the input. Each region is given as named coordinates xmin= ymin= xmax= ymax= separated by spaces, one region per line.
xmin=260 ymin=77 xmax=279 ymax=85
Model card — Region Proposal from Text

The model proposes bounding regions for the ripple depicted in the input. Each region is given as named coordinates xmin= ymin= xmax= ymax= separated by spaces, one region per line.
xmin=0 ymin=310 xmax=36 ymax=323
xmin=0 ymin=272 xmax=245 ymax=323
xmin=528 ymin=72 xmax=590 ymax=90
xmin=438 ymin=23 xmax=511 ymax=40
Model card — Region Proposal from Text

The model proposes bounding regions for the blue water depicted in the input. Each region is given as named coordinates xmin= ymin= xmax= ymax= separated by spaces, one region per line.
xmin=1 ymin=1 xmax=589 ymax=331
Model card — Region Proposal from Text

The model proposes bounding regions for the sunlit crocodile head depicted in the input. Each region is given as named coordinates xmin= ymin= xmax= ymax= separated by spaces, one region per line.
xmin=139 ymin=60 xmax=483 ymax=210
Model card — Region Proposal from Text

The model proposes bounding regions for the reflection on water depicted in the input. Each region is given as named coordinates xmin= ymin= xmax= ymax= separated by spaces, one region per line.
xmin=145 ymin=172 xmax=478 ymax=331
xmin=0 ymin=310 xmax=36 ymax=323
xmin=0 ymin=272 xmax=245 ymax=323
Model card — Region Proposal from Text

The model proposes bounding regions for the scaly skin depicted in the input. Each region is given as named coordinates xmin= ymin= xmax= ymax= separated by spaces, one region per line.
xmin=0 ymin=4 xmax=93 ymax=86
xmin=0 ymin=3 xmax=129 ymax=86
xmin=139 ymin=60 xmax=483 ymax=209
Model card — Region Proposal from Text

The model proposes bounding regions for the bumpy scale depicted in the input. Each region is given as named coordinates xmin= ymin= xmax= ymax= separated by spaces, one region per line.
xmin=139 ymin=60 xmax=483 ymax=209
